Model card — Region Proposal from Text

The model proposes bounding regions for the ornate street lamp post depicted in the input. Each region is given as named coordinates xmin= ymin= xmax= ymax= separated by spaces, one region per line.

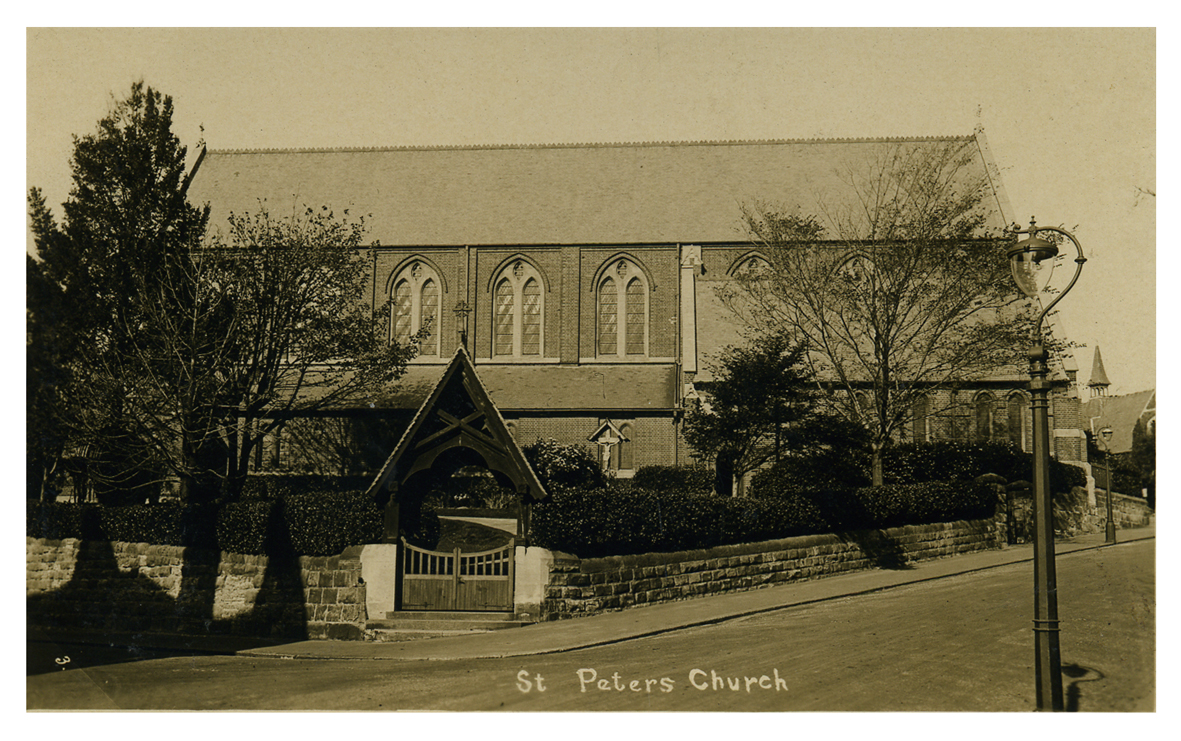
xmin=1007 ymin=218 xmax=1086 ymax=712
xmin=1101 ymin=426 xmax=1116 ymax=544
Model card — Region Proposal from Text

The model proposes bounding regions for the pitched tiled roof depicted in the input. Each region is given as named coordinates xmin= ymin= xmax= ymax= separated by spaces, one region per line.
xmin=187 ymin=136 xmax=1010 ymax=247
xmin=381 ymin=363 xmax=677 ymax=411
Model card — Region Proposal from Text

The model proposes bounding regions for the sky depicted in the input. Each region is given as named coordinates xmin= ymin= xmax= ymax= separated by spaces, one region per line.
xmin=22 ymin=26 xmax=1157 ymax=396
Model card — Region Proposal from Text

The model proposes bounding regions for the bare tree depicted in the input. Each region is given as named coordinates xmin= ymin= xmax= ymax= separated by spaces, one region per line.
xmin=204 ymin=204 xmax=423 ymax=496
xmin=723 ymin=139 xmax=1034 ymax=485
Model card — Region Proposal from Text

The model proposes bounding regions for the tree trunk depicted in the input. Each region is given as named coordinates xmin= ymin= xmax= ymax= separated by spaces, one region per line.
xmin=871 ymin=441 xmax=884 ymax=487
xmin=715 ymin=451 xmax=736 ymax=497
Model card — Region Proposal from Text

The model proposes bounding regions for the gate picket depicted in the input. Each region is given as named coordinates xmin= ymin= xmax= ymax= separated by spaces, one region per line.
xmin=400 ymin=538 xmax=514 ymax=612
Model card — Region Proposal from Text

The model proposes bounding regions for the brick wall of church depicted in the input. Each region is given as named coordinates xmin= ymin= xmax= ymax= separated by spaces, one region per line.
xmin=505 ymin=414 xmax=680 ymax=473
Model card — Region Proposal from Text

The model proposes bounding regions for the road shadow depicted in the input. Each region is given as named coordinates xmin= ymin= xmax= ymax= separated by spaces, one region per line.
xmin=839 ymin=529 xmax=913 ymax=570
xmin=1062 ymin=662 xmax=1106 ymax=712
xmin=28 ymin=504 xmax=313 ymax=668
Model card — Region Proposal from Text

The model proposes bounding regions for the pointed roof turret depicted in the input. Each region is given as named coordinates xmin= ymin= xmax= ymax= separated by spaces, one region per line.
xmin=1088 ymin=346 xmax=1111 ymax=396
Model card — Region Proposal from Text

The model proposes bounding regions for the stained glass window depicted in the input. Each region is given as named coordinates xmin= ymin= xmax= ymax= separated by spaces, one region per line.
xmin=394 ymin=280 xmax=412 ymax=345
xmin=625 ymin=278 xmax=644 ymax=355
xmin=599 ymin=277 xmax=618 ymax=355
xmin=522 ymin=278 xmax=541 ymax=356
xmin=390 ymin=262 xmax=441 ymax=355
xmin=420 ymin=279 xmax=438 ymax=356
xmin=495 ymin=279 xmax=514 ymax=356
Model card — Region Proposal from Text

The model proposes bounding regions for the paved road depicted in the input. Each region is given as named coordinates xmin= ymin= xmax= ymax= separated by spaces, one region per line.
xmin=28 ymin=538 xmax=1153 ymax=711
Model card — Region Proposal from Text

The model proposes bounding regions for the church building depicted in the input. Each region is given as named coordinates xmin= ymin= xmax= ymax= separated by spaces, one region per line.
xmin=185 ymin=134 xmax=1087 ymax=478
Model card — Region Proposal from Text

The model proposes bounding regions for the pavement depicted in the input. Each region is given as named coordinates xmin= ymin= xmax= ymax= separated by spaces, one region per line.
xmin=232 ymin=523 xmax=1155 ymax=662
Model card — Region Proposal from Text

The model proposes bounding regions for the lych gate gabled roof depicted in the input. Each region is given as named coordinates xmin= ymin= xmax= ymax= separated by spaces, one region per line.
xmin=364 ymin=347 xmax=548 ymax=503
xmin=187 ymin=135 xmax=1011 ymax=247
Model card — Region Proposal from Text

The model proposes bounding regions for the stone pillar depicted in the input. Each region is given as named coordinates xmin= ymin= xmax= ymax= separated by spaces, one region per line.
xmin=359 ymin=543 xmax=399 ymax=619
xmin=513 ymin=545 xmax=556 ymax=622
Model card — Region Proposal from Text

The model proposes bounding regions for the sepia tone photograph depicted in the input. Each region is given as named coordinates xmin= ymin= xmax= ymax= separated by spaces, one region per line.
xmin=24 ymin=24 xmax=1156 ymax=716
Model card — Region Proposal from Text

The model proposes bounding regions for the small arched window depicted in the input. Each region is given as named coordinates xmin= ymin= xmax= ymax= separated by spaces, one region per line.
xmin=598 ymin=259 xmax=648 ymax=357
xmin=493 ymin=259 xmax=544 ymax=357
xmin=618 ymin=422 xmax=635 ymax=471
xmin=391 ymin=260 xmax=441 ymax=356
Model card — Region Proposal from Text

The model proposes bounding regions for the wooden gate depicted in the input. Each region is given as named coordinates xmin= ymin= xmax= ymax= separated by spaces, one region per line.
xmin=400 ymin=539 xmax=515 ymax=611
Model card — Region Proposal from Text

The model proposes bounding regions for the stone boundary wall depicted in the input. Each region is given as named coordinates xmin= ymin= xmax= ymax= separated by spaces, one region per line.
xmin=26 ymin=538 xmax=366 ymax=641
xmin=1100 ymin=491 xmax=1155 ymax=529
xmin=541 ymin=519 xmax=998 ymax=621
xmin=1000 ymin=487 xmax=1153 ymax=543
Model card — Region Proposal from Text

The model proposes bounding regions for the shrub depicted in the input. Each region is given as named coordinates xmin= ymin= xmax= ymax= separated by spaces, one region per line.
xmin=279 ymin=491 xmax=384 ymax=556
xmin=522 ymin=438 xmax=606 ymax=490
xmin=749 ymin=461 xmax=862 ymax=500
xmin=26 ymin=500 xmax=102 ymax=540
xmin=631 ymin=464 xmax=715 ymax=496
xmin=98 ymin=503 xmax=185 ymax=546
xmin=239 ymin=473 xmax=373 ymax=500
xmin=217 ymin=500 xmax=278 ymax=554
xmin=531 ymin=477 xmax=997 ymax=558
xmin=881 ymin=440 xmax=1086 ymax=493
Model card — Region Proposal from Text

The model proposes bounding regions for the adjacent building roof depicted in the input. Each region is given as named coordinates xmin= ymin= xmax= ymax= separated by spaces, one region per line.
xmin=1082 ymin=389 xmax=1155 ymax=453
xmin=187 ymin=135 xmax=1012 ymax=248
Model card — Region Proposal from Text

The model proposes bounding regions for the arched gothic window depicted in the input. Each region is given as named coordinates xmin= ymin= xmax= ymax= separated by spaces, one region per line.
xmin=975 ymin=392 xmax=997 ymax=441
xmin=853 ymin=391 xmax=871 ymax=421
xmin=732 ymin=254 xmax=771 ymax=278
xmin=912 ymin=394 xmax=930 ymax=443
xmin=391 ymin=260 xmax=440 ymax=356
xmin=598 ymin=259 xmax=648 ymax=357
xmin=1007 ymin=393 xmax=1029 ymax=451
xmin=493 ymin=259 xmax=544 ymax=357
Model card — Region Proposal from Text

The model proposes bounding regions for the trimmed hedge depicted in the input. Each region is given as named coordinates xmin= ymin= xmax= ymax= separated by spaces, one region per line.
xmin=751 ymin=440 xmax=1088 ymax=499
xmin=881 ymin=441 xmax=1086 ymax=492
xmin=217 ymin=500 xmax=278 ymax=555
xmin=282 ymin=491 xmax=383 ymax=556
xmin=26 ymin=491 xmax=385 ymax=557
xmin=529 ymin=479 xmax=994 ymax=558
xmin=631 ymin=464 xmax=715 ymax=496
xmin=530 ymin=485 xmax=824 ymax=558
xmin=239 ymin=474 xmax=373 ymax=500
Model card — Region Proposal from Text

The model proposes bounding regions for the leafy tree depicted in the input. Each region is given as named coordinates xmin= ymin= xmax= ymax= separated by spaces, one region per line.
xmin=1129 ymin=417 xmax=1155 ymax=506
xmin=27 ymin=82 xmax=210 ymax=502
xmin=683 ymin=331 xmax=817 ymax=496
xmin=723 ymin=139 xmax=1034 ymax=486
xmin=28 ymin=82 xmax=421 ymax=504
xmin=522 ymin=438 xmax=606 ymax=491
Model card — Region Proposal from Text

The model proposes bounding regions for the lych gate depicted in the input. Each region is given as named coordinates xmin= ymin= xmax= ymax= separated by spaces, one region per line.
xmin=365 ymin=347 xmax=548 ymax=612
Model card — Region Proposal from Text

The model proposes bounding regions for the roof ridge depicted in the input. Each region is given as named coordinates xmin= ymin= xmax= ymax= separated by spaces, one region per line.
xmin=207 ymin=135 xmax=976 ymax=156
